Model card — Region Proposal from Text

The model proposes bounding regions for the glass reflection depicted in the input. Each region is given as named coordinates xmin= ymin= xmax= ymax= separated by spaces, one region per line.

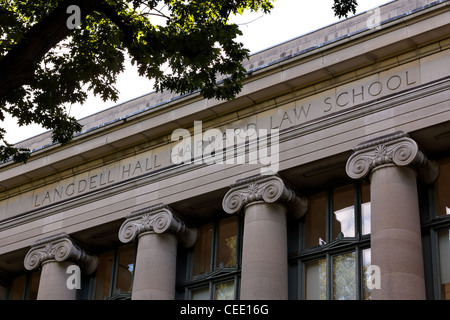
xmin=362 ymin=248 xmax=372 ymax=300
xmin=333 ymin=252 xmax=356 ymax=300
xmin=333 ymin=185 xmax=355 ymax=239
xmin=334 ymin=206 xmax=355 ymax=238
xmin=114 ymin=244 xmax=134 ymax=295
xmin=216 ymin=217 xmax=237 ymax=269
xmin=305 ymin=259 xmax=327 ymax=300
xmin=215 ymin=280 xmax=235 ymax=300
xmin=361 ymin=181 xmax=371 ymax=235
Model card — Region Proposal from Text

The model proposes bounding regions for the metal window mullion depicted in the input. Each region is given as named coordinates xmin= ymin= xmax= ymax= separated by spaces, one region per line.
xmin=131 ymin=242 xmax=137 ymax=292
xmin=236 ymin=214 xmax=243 ymax=271
xmin=109 ymin=248 xmax=119 ymax=298
xmin=326 ymin=252 xmax=332 ymax=300
xmin=430 ymin=228 xmax=443 ymax=299
xmin=211 ymin=219 xmax=219 ymax=273
xmin=298 ymin=260 xmax=305 ymax=300
xmin=23 ymin=272 xmax=31 ymax=300
xmin=234 ymin=274 xmax=240 ymax=300
xmin=236 ymin=215 xmax=243 ymax=300
xmin=355 ymin=181 xmax=362 ymax=239
xmin=355 ymin=246 xmax=362 ymax=300
xmin=326 ymin=188 xmax=333 ymax=244
xmin=209 ymin=280 xmax=214 ymax=300
xmin=355 ymin=182 xmax=363 ymax=300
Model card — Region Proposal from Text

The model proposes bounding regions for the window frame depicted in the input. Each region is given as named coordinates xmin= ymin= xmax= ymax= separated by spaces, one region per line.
xmin=289 ymin=180 xmax=371 ymax=300
xmin=7 ymin=269 xmax=41 ymax=300
xmin=89 ymin=242 xmax=137 ymax=300
xmin=176 ymin=214 xmax=243 ymax=300
xmin=419 ymin=156 xmax=450 ymax=300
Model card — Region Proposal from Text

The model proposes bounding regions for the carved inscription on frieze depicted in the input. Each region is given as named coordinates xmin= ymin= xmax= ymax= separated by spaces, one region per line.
xmin=33 ymin=151 xmax=166 ymax=208
xmin=266 ymin=69 xmax=417 ymax=131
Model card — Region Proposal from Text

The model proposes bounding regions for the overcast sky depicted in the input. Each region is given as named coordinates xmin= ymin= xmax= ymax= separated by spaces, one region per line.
xmin=3 ymin=0 xmax=391 ymax=144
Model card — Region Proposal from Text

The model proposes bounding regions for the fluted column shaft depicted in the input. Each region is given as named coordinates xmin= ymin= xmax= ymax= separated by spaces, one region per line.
xmin=346 ymin=131 xmax=439 ymax=300
xmin=223 ymin=175 xmax=307 ymax=300
xmin=119 ymin=203 xmax=196 ymax=300
xmin=24 ymin=233 xmax=98 ymax=300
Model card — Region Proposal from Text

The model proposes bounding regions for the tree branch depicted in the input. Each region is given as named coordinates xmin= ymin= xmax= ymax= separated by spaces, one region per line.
xmin=97 ymin=2 xmax=137 ymax=46
xmin=0 ymin=0 xmax=103 ymax=100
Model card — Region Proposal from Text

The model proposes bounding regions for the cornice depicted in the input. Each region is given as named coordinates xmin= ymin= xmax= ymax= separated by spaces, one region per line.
xmin=23 ymin=232 xmax=98 ymax=275
xmin=118 ymin=203 xmax=197 ymax=248
xmin=222 ymin=174 xmax=308 ymax=219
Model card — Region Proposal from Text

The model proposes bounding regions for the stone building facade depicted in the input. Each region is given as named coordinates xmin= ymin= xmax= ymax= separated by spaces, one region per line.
xmin=0 ymin=0 xmax=449 ymax=300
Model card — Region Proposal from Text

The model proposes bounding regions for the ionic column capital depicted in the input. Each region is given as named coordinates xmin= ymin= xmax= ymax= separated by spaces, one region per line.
xmin=222 ymin=174 xmax=308 ymax=219
xmin=346 ymin=131 xmax=439 ymax=184
xmin=24 ymin=233 xmax=98 ymax=275
xmin=118 ymin=203 xmax=197 ymax=248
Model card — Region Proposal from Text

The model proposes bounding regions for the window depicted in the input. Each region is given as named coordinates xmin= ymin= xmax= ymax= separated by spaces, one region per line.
xmin=177 ymin=215 xmax=241 ymax=300
xmin=435 ymin=158 xmax=450 ymax=217
xmin=92 ymin=243 xmax=136 ymax=300
xmin=291 ymin=181 xmax=371 ymax=300
xmin=420 ymin=156 xmax=450 ymax=299
xmin=8 ymin=270 xmax=40 ymax=300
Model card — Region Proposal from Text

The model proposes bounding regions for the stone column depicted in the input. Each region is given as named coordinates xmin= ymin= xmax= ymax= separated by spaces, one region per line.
xmin=24 ymin=233 xmax=98 ymax=300
xmin=119 ymin=203 xmax=197 ymax=300
xmin=223 ymin=175 xmax=308 ymax=300
xmin=346 ymin=131 xmax=439 ymax=300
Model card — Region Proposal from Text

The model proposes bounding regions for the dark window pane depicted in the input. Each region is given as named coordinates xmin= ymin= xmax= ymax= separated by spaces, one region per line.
xmin=114 ymin=244 xmax=135 ymax=295
xmin=94 ymin=250 xmax=114 ymax=300
xmin=216 ymin=216 xmax=237 ymax=269
xmin=436 ymin=158 xmax=450 ymax=217
xmin=26 ymin=270 xmax=40 ymax=300
xmin=305 ymin=192 xmax=327 ymax=248
xmin=192 ymin=223 xmax=213 ymax=276
xmin=9 ymin=274 xmax=26 ymax=300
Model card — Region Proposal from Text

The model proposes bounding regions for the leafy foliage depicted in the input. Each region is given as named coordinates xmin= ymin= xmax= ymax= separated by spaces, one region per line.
xmin=333 ymin=0 xmax=358 ymax=18
xmin=0 ymin=0 xmax=357 ymax=163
